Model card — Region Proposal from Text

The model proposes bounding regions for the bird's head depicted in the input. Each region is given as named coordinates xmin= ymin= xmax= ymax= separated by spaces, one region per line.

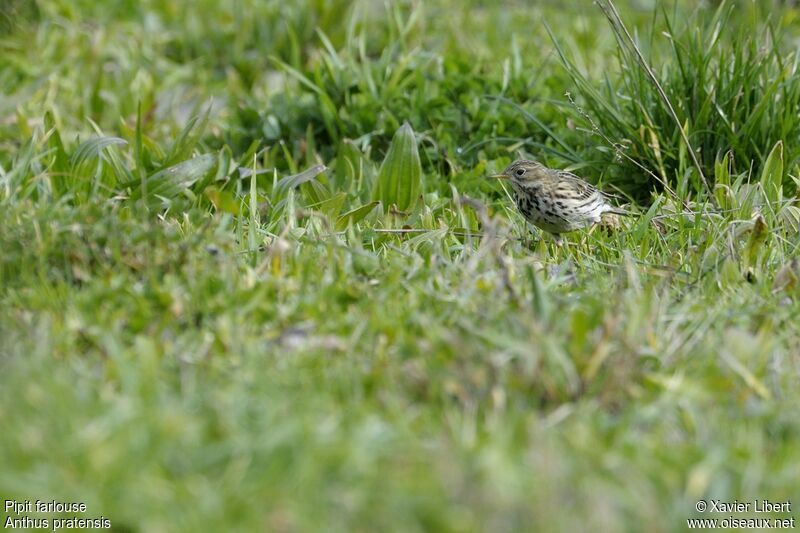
xmin=490 ymin=160 xmax=546 ymax=187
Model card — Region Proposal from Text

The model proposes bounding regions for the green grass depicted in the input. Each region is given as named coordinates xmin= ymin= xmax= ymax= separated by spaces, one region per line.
xmin=554 ymin=0 xmax=800 ymax=201
xmin=2 ymin=0 xmax=800 ymax=531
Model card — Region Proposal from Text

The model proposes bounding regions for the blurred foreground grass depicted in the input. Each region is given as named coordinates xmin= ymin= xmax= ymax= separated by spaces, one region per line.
xmin=1 ymin=0 xmax=799 ymax=531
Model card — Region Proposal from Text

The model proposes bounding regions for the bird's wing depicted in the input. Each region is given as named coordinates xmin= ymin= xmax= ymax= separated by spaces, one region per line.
xmin=557 ymin=169 xmax=633 ymax=215
xmin=555 ymin=170 xmax=603 ymax=200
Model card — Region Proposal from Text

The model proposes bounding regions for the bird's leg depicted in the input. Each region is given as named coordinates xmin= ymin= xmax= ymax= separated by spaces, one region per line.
xmin=552 ymin=233 xmax=564 ymax=247
xmin=519 ymin=225 xmax=541 ymax=250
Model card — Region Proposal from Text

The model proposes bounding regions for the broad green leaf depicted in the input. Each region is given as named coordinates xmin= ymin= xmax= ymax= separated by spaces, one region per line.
xmin=745 ymin=213 xmax=768 ymax=271
xmin=778 ymin=205 xmax=800 ymax=233
xmin=44 ymin=112 xmax=69 ymax=175
xmin=44 ymin=112 xmax=70 ymax=196
xmin=313 ymin=191 xmax=347 ymax=218
xmin=373 ymin=121 xmax=422 ymax=212
xmin=713 ymin=151 xmax=733 ymax=210
xmin=131 ymin=154 xmax=217 ymax=208
xmin=165 ymin=108 xmax=211 ymax=166
xmin=301 ymin=178 xmax=332 ymax=207
xmin=69 ymin=136 xmax=127 ymax=171
xmin=336 ymin=201 xmax=379 ymax=230
xmin=274 ymin=164 xmax=327 ymax=196
xmin=759 ymin=140 xmax=783 ymax=205
xmin=194 ymin=145 xmax=231 ymax=196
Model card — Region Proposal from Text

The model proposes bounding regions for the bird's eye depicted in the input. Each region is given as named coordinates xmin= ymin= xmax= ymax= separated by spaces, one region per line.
xmin=515 ymin=168 xmax=525 ymax=177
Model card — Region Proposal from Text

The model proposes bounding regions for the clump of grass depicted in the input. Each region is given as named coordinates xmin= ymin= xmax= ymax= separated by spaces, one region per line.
xmin=0 ymin=0 xmax=39 ymax=33
xmin=552 ymin=1 xmax=800 ymax=201
xmin=226 ymin=1 xmax=578 ymax=188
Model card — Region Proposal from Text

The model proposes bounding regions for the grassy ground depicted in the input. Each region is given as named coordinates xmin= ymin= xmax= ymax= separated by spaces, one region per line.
xmin=1 ymin=0 xmax=799 ymax=531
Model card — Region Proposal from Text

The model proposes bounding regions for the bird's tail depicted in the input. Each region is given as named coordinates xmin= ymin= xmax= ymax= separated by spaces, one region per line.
xmin=607 ymin=207 xmax=635 ymax=217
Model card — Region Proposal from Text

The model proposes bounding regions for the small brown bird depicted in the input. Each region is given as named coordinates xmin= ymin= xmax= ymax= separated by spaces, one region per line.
xmin=492 ymin=160 xmax=631 ymax=240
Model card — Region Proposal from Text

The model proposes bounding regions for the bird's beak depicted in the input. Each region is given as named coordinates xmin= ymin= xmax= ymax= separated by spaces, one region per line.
xmin=490 ymin=173 xmax=508 ymax=180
